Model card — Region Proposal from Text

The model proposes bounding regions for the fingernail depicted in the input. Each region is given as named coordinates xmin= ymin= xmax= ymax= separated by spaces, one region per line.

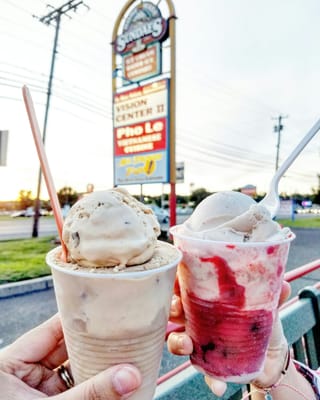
xmin=170 ymin=296 xmax=180 ymax=316
xmin=205 ymin=376 xmax=227 ymax=397
xmin=177 ymin=335 xmax=188 ymax=350
xmin=172 ymin=333 xmax=188 ymax=352
xmin=112 ymin=366 xmax=141 ymax=396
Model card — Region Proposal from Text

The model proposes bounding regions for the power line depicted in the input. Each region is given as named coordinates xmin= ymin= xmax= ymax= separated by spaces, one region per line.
xmin=0 ymin=76 xmax=112 ymax=119
xmin=2 ymin=3 xmax=318 ymax=195
xmin=0 ymin=65 xmax=111 ymax=107
xmin=31 ymin=0 xmax=89 ymax=238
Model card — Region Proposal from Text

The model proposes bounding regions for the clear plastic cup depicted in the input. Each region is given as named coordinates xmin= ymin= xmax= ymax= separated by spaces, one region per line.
xmin=170 ymin=226 xmax=295 ymax=383
xmin=46 ymin=242 xmax=181 ymax=400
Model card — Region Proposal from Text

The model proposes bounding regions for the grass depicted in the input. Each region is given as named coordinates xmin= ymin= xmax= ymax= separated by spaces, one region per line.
xmin=0 ymin=236 xmax=56 ymax=284
xmin=0 ymin=215 xmax=13 ymax=221
xmin=277 ymin=217 xmax=320 ymax=228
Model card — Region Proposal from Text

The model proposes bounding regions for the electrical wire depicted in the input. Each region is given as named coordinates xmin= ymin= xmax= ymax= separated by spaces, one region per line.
xmin=1 ymin=0 xmax=319 ymax=194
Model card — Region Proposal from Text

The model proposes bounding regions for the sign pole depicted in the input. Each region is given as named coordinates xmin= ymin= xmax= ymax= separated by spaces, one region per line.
xmin=168 ymin=3 xmax=177 ymax=227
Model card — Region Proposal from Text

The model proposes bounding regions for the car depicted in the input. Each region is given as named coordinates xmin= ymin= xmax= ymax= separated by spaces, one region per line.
xmin=11 ymin=207 xmax=34 ymax=217
xmin=310 ymin=205 xmax=320 ymax=214
xmin=11 ymin=207 xmax=49 ymax=217
xmin=176 ymin=206 xmax=193 ymax=215
xmin=147 ymin=204 xmax=169 ymax=224
xmin=11 ymin=210 xmax=28 ymax=218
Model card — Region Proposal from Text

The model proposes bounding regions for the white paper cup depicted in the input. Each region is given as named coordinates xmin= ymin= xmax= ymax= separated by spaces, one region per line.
xmin=47 ymin=242 xmax=181 ymax=400
xmin=170 ymin=226 xmax=295 ymax=383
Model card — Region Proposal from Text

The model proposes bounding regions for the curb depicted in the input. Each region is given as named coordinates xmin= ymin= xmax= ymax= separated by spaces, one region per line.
xmin=0 ymin=276 xmax=53 ymax=299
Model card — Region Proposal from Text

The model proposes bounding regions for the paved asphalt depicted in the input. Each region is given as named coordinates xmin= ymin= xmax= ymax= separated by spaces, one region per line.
xmin=0 ymin=225 xmax=319 ymax=377
xmin=0 ymin=217 xmax=59 ymax=240
xmin=0 ymin=216 xmax=179 ymax=240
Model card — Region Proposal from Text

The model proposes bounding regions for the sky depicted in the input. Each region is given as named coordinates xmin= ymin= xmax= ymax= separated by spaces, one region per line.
xmin=1 ymin=0 xmax=320 ymax=201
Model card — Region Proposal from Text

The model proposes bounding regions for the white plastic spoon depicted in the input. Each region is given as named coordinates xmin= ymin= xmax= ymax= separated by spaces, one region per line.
xmin=260 ymin=118 xmax=320 ymax=218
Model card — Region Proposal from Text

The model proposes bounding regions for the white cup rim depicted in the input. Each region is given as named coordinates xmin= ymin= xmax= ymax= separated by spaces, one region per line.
xmin=46 ymin=243 xmax=182 ymax=280
xmin=169 ymin=225 xmax=296 ymax=248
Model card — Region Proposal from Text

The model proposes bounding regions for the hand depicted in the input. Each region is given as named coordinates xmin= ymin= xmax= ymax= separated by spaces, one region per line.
xmin=167 ymin=279 xmax=291 ymax=397
xmin=0 ymin=314 xmax=141 ymax=399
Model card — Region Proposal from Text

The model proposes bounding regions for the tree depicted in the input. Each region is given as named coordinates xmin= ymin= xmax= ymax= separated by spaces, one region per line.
xmin=18 ymin=190 xmax=33 ymax=210
xmin=311 ymin=188 xmax=320 ymax=205
xmin=57 ymin=187 xmax=78 ymax=207
xmin=189 ymin=188 xmax=212 ymax=208
xmin=41 ymin=199 xmax=52 ymax=212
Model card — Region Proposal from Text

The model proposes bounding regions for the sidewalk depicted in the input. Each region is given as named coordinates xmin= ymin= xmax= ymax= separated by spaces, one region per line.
xmin=0 ymin=276 xmax=53 ymax=299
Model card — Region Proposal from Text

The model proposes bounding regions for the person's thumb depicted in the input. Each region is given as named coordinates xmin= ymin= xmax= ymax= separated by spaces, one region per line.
xmin=50 ymin=364 xmax=142 ymax=400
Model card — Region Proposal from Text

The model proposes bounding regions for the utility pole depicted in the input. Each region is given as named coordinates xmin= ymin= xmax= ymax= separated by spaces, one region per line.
xmin=32 ymin=0 xmax=88 ymax=237
xmin=272 ymin=115 xmax=288 ymax=172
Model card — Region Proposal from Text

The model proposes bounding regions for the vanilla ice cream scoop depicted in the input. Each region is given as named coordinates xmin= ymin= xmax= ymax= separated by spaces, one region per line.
xmin=185 ymin=191 xmax=255 ymax=231
xmin=182 ymin=191 xmax=290 ymax=242
xmin=62 ymin=188 xmax=160 ymax=268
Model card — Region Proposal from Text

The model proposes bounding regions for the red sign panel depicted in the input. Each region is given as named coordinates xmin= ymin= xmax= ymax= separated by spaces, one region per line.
xmin=114 ymin=117 xmax=167 ymax=156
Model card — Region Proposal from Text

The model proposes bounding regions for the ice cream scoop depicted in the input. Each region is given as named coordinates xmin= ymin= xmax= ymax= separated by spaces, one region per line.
xmin=185 ymin=191 xmax=255 ymax=231
xmin=182 ymin=191 xmax=290 ymax=242
xmin=62 ymin=188 xmax=160 ymax=268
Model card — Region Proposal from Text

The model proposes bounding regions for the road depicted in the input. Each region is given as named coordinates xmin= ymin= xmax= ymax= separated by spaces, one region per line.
xmin=0 ymin=215 xmax=189 ymax=240
xmin=1 ymin=212 xmax=318 ymax=240
xmin=0 ymin=217 xmax=58 ymax=240
xmin=0 ymin=212 xmax=317 ymax=240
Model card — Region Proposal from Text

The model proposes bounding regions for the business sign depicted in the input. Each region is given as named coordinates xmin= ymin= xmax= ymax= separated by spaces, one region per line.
xmin=113 ymin=79 xmax=169 ymax=185
xmin=240 ymin=184 xmax=257 ymax=197
xmin=176 ymin=161 xmax=184 ymax=183
xmin=0 ymin=130 xmax=9 ymax=166
xmin=115 ymin=118 xmax=167 ymax=156
xmin=114 ymin=2 xmax=168 ymax=55
xmin=123 ymin=43 xmax=161 ymax=85
xmin=277 ymin=199 xmax=294 ymax=218
xmin=114 ymin=2 xmax=167 ymax=83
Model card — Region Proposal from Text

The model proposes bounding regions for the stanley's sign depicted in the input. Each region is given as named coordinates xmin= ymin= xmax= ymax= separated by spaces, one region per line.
xmin=115 ymin=1 xmax=168 ymax=55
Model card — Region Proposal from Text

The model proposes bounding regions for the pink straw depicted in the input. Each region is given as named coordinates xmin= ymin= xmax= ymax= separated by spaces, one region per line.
xmin=22 ymin=85 xmax=67 ymax=261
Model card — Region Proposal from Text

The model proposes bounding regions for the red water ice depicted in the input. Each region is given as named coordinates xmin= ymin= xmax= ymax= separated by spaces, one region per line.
xmin=182 ymin=255 xmax=273 ymax=378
